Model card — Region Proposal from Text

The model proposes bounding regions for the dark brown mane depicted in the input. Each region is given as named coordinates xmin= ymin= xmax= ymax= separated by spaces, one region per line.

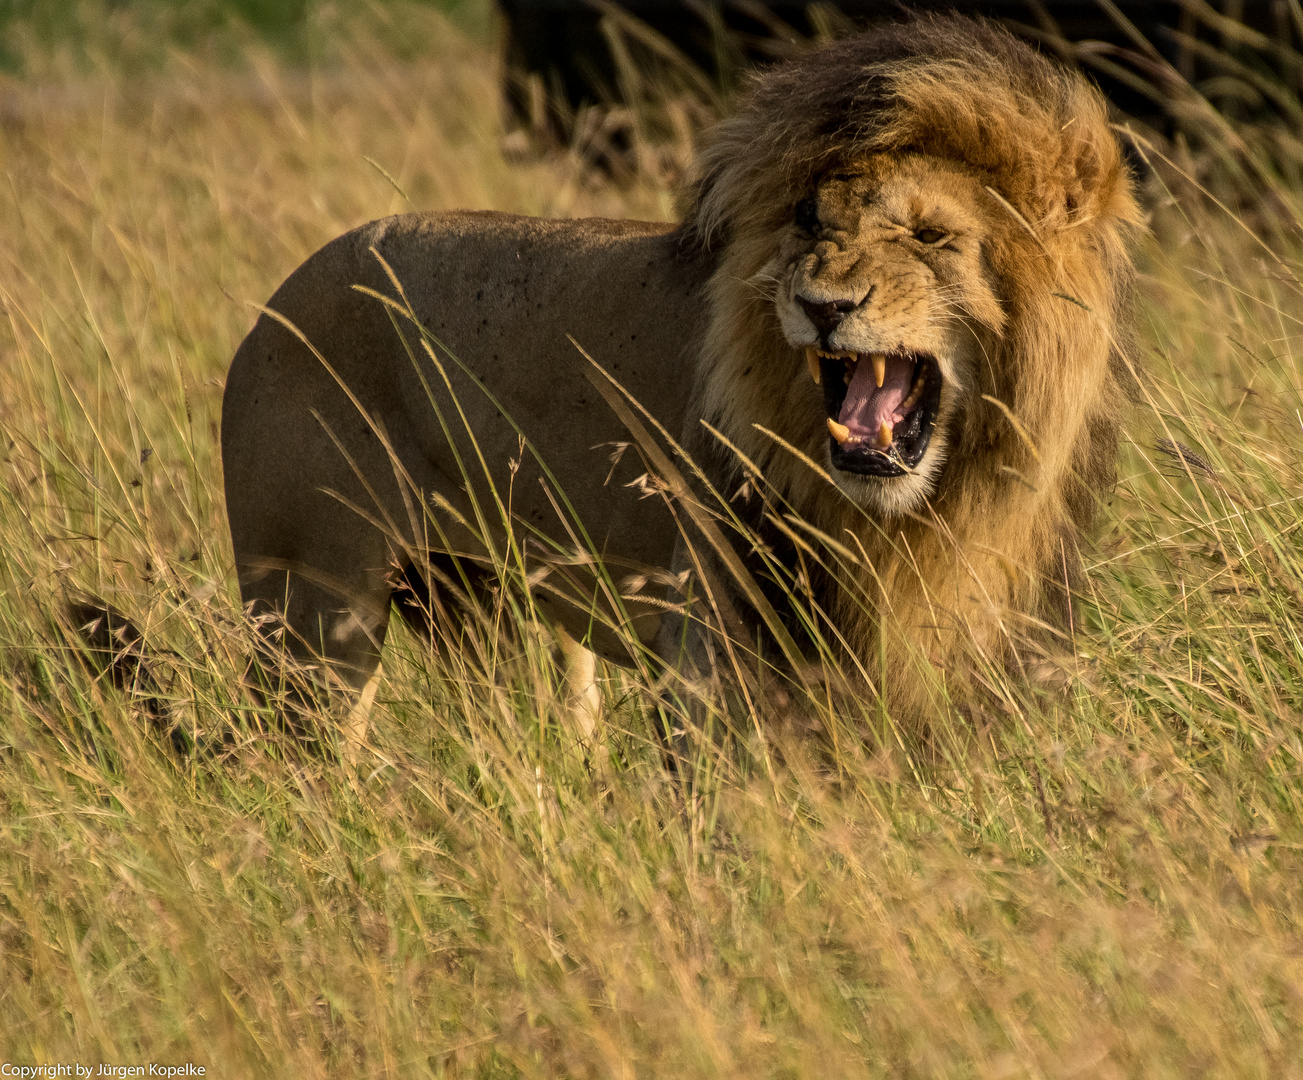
xmin=681 ymin=16 xmax=1129 ymax=254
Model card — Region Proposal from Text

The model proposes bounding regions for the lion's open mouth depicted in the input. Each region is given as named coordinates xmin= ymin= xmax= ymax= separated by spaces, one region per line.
xmin=805 ymin=347 xmax=943 ymax=477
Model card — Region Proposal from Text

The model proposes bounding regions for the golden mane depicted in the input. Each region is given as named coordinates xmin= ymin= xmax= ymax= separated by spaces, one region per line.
xmin=677 ymin=18 xmax=1142 ymax=723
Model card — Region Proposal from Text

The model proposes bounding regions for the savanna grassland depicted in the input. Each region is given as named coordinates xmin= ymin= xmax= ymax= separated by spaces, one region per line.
xmin=3 ymin=2 xmax=1303 ymax=1076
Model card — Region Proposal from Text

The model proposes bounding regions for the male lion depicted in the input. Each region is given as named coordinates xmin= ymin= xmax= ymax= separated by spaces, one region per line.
xmin=222 ymin=17 xmax=1138 ymax=742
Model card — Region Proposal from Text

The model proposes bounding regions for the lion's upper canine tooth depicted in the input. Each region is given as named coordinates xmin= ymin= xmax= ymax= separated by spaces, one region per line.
xmin=827 ymin=418 xmax=852 ymax=445
xmin=805 ymin=345 xmax=821 ymax=385
xmin=872 ymin=354 xmax=886 ymax=389
xmin=876 ymin=421 xmax=893 ymax=448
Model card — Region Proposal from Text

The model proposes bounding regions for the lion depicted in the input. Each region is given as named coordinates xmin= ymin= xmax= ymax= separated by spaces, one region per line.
xmin=220 ymin=16 xmax=1138 ymax=747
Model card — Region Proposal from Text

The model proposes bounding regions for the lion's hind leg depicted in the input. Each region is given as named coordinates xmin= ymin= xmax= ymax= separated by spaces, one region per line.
xmin=392 ymin=557 xmax=606 ymax=753
xmin=236 ymin=550 xmax=395 ymax=755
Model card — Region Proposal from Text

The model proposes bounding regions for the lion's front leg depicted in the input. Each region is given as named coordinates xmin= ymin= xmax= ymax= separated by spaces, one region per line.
xmin=652 ymin=530 xmax=765 ymax=770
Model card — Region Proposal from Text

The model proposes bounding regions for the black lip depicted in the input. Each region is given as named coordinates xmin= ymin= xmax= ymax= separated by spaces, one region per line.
xmin=821 ymin=352 xmax=944 ymax=477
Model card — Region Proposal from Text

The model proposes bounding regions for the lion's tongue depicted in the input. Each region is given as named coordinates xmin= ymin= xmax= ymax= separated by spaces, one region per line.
xmin=838 ymin=355 xmax=913 ymax=439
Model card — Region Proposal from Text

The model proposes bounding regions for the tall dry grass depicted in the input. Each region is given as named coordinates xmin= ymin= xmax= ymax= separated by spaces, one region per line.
xmin=3 ymin=2 xmax=1303 ymax=1076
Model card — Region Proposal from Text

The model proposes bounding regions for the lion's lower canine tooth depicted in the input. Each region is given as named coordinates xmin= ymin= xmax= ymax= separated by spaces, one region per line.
xmin=805 ymin=346 xmax=821 ymax=385
xmin=873 ymin=354 xmax=886 ymax=388
xmin=827 ymin=418 xmax=851 ymax=444
xmin=877 ymin=421 xmax=893 ymax=447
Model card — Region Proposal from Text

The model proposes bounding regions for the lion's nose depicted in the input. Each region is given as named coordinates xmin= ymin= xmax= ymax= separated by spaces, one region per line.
xmin=797 ymin=296 xmax=857 ymax=340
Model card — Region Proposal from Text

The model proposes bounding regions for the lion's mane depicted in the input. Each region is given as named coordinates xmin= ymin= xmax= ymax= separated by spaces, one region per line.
xmin=677 ymin=18 xmax=1141 ymax=719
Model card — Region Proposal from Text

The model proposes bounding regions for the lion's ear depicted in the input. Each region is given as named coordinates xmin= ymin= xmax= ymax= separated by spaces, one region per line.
xmin=1063 ymin=138 xmax=1096 ymax=216
xmin=1058 ymin=95 xmax=1141 ymax=229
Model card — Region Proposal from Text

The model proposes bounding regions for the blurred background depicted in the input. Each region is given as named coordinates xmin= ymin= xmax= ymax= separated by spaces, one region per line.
xmin=10 ymin=0 xmax=1303 ymax=157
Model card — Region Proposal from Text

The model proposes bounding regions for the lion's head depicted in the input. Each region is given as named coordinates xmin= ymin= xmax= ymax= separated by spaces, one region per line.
xmin=674 ymin=17 xmax=1141 ymax=711
xmin=682 ymin=17 xmax=1140 ymax=524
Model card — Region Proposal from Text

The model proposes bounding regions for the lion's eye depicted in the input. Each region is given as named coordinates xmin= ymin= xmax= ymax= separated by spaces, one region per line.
xmin=915 ymin=227 xmax=948 ymax=245
xmin=794 ymin=198 xmax=819 ymax=235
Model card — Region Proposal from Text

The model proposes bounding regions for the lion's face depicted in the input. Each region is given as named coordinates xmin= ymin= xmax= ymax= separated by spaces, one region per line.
xmin=763 ymin=154 xmax=1007 ymax=515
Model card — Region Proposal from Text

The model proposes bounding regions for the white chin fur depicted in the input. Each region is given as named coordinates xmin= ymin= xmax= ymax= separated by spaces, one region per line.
xmin=827 ymin=427 xmax=949 ymax=516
